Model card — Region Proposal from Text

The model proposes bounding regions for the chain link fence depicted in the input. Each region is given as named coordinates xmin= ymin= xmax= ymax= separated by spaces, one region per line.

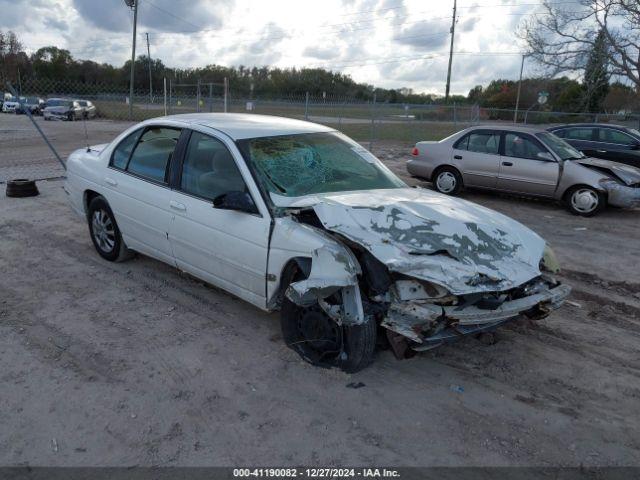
xmin=2 ymin=77 xmax=639 ymax=183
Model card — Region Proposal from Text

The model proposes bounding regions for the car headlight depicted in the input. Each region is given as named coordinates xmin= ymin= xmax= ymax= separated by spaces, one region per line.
xmin=540 ymin=244 xmax=561 ymax=274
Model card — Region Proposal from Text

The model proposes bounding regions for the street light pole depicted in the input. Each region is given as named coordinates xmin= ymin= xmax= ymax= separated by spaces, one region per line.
xmin=127 ymin=0 xmax=138 ymax=120
xmin=514 ymin=54 xmax=526 ymax=123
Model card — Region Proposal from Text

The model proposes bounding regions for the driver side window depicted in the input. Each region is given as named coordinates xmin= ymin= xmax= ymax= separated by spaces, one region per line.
xmin=180 ymin=131 xmax=247 ymax=200
xmin=504 ymin=133 xmax=547 ymax=160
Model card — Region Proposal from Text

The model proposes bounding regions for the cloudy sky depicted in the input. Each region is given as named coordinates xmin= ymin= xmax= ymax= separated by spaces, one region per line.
xmin=1 ymin=0 xmax=555 ymax=95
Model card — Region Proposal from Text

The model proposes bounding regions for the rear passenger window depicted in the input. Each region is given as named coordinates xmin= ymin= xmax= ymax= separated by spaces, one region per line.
xmin=564 ymin=128 xmax=595 ymax=141
xmin=126 ymin=127 xmax=181 ymax=183
xmin=180 ymin=131 xmax=246 ymax=200
xmin=457 ymin=132 xmax=500 ymax=155
xmin=111 ymin=129 xmax=143 ymax=169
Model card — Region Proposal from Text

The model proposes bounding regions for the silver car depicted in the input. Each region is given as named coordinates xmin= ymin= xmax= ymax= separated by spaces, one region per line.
xmin=407 ymin=125 xmax=640 ymax=216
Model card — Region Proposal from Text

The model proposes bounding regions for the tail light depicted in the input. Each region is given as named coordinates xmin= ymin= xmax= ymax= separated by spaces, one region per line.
xmin=411 ymin=147 xmax=419 ymax=156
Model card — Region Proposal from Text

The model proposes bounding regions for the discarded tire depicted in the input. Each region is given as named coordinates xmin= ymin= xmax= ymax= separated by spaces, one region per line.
xmin=5 ymin=179 xmax=39 ymax=198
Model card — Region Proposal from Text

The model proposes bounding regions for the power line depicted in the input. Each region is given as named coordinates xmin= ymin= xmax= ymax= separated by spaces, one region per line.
xmin=142 ymin=0 xmax=204 ymax=30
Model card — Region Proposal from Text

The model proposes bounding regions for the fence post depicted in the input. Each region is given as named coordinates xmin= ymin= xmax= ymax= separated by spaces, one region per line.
xmin=369 ymin=93 xmax=377 ymax=151
xmin=196 ymin=79 xmax=201 ymax=113
xmin=223 ymin=77 xmax=229 ymax=113
xmin=304 ymin=91 xmax=309 ymax=120
xmin=168 ymin=78 xmax=172 ymax=115
xmin=163 ymin=77 xmax=167 ymax=116
xmin=453 ymin=101 xmax=457 ymax=126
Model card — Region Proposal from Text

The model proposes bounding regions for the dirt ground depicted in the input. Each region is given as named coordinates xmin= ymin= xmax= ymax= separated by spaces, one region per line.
xmin=1 ymin=114 xmax=640 ymax=467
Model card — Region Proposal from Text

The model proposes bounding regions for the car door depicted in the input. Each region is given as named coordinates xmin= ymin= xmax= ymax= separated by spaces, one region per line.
xmin=497 ymin=132 xmax=559 ymax=196
xmin=595 ymin=128 xmax=640 ymax=167
xmin=168 ymin=129 xmax=271 ymax=309
xmin=103 ymin=125 xmax=182 ymax=264
xmin=452 ymin=130 xmax=501 ymax=188
xmin=555 ymin=127 xmax=598 ymax=157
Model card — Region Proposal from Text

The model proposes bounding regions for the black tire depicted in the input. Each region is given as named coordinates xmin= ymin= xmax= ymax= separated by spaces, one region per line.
xmin=87 ymin=196 xmax=133 ymax=262
xmin=565 ymin=185 xmax=605 ymax=217
xmin=5 ymin=179 xmax=39 ymax=198
xmin=280 ymin=271 xmax=376 ymax=373
xmin=432 ymin=166 xmax=463 ymax=195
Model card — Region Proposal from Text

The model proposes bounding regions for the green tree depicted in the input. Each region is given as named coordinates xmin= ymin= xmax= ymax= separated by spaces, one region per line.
xmin=582 ymin=28 xmax=609 ymax=113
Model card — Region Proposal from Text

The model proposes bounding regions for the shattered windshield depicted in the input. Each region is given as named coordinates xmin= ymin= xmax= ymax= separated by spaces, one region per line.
xmin=238 ymin=132 xmax=405 ymax=197
xmin=536 ymin=132 xmax=585 ymax=160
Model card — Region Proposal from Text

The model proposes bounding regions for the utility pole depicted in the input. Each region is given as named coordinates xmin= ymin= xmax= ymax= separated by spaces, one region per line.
xmin=514 ymin=54 xmax=527 ymax=123
xmin=444 ymin=0 xmax=457 ymax=102
xmin=146 ymin=32 xmax=153 ymax=103
xmin=126 ymin=0 xmax=138 ymax=120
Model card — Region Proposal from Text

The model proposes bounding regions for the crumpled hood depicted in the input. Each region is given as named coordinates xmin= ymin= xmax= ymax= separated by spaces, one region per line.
xmin=273 ymin=188 xmax=546 ymax=295
xmin=575 ymin=157 xmax=640 ymax=186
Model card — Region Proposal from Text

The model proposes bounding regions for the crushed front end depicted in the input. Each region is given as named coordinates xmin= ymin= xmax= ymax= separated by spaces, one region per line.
xmin=379 ymin=275 xmax=570 ymax=354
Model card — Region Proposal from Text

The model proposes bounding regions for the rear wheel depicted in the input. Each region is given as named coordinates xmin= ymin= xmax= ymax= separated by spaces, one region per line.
xmin=565 ymin=186 xmax=605 ymax=217
xmin=87 ymin=196 xmax=133 ymax=262
xmin=280 ymin=272 xmax=376 ymax=373
xmin=432 ymin=166 xmax=463 ymax=195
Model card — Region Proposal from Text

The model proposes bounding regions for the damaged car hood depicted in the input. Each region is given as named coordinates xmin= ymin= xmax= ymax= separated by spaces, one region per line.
xmin=574 ymin=157 xmax=640 ymax=186
xmin=273 ymin=188 xmax=546 ymax=295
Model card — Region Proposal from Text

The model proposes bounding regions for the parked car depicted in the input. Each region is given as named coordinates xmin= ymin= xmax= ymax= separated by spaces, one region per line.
xmin=76 ymin=99 xmax=97 ymax=119
xmin=2 ymin=95 xmax=26 ymax=113
xmin=15 ymin=97 xmax=45 ymax=115
xmin=43 ymin=98 xmax=84 ymax=121
xmin=548 ymin=123 xmax=640 ymax=168
xmin=408 ymin=125 xmax=640 ymax=216
xmin=65 ymin=114 xmax=570 ymax=372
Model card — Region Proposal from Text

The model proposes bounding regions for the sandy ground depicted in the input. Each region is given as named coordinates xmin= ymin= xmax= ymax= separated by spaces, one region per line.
xmin=1 ymin=117 xmax=640 ymax=467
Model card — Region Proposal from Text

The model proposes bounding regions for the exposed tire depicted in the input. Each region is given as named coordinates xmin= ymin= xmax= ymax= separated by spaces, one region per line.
xmin=432 ymin=166 xmax=463 ymax=195
xmin=87 ymin=196 xmax=133 ymax=262
xmin=280 ymin=270 xmax=376 ymax=373
xmin=565 ymin=185 xmax=605 ymax=217
xmin=5 ymin=179 xmax=39 ymax=198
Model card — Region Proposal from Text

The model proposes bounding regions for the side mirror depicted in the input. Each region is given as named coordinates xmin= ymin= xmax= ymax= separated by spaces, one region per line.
xmin=536 ymin=151 xmax=555 ymax=162
xmin=213 ymin=191 xmax=259 ymax=214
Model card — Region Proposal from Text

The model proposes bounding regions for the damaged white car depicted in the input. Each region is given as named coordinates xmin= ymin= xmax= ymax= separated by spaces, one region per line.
xmin=65 ymin=114 xmax=571 ymax=372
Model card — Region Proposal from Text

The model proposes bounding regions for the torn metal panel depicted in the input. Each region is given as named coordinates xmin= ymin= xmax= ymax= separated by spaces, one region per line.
xmin=275 ymin=188 xmax=546 ymax=295
xmin=285 ymin=243 xmax=365 ymax=324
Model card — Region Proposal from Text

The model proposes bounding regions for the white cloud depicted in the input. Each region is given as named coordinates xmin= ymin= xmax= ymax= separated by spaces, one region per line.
xmin=1 ymin=0 xmax=543 ymax=95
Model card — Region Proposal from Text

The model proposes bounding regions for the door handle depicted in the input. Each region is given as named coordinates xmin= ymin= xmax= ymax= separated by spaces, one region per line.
xmin=454 ymin=155 xmax=463 ymax=160
xmin=104 ymin=177 xmax=118 ymax=186
xmin=596 ymin=150 xmax=606 ymax=153
xmin=169 ymin=200 xmax=186 ymax=211
xmin=502 ymin=161 xmax=513 ymax=166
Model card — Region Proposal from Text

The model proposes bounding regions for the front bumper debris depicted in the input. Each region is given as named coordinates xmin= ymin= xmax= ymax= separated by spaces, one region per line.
xmin=381 ymin=283 xmax=571 ymax=350
xmin=604 ymin=183 xmax=640 ymax=208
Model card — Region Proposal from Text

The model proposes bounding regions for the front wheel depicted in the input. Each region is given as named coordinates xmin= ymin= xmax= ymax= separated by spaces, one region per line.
xmin=566 ymin=186 xmax=605 ymax=217
xmin=432 ymin=166 xmax=463 ymax=195
xmin=87 ymin=196 xmax=133 ymax=262
xmin=281 ymin=288 xmax=376 ymax=373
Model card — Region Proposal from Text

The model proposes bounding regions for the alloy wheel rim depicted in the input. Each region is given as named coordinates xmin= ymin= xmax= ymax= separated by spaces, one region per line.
xmin=571 ymin=189 xmax=598 ymax=213
xmin=92 ymin=209 xmax=116 ymax=252
xmin=436 ymin=172 xmax=456 ymax=193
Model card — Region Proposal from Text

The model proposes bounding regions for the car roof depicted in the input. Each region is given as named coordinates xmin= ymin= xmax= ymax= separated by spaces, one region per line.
xmin=159 ymin=113 xmax=334 ymax=140
xmin=464 ymin=124 xmax=547 ymax=134
xmin=548 ymin=123 xmax=631 ymax=130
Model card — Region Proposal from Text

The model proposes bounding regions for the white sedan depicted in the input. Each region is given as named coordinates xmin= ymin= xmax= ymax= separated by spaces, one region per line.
xmin=65 ymin=113 xmax=570 ymax=372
